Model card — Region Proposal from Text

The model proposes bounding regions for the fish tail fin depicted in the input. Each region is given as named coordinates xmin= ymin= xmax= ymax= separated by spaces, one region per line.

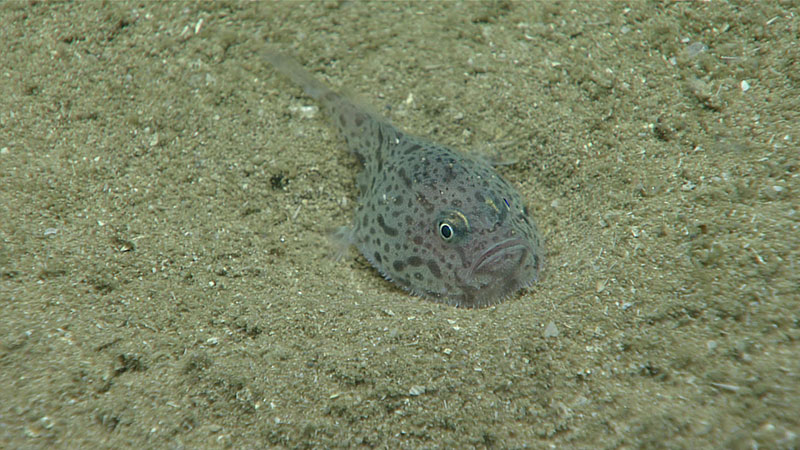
xmin=264 ymin=52 xmax=333 ymax=101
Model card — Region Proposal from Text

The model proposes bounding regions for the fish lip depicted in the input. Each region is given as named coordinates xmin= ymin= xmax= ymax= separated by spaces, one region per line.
xmin=469 ymin=238 xmax=530 ymax=276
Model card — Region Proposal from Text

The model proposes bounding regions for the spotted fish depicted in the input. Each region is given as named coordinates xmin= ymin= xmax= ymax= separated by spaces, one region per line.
xmin=266 ymin=52 xmax=543 ymax=308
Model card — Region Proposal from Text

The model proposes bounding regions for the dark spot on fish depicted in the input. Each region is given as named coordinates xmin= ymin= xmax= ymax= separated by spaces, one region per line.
xmin=373 ymin=252 xmax=382 ymax=263
xmin=426 ymin=260 xmax=442 ymax=279
xmin=443 ymin=164 xmax=456 ymax=183
xmin=413 ymin=236 xmax=423 ymax=245
xmin=398 ymin=168 xmax=412 ymax=188
xmin=416 ymin=193 xmax=434 ymax=214
xmin=377 ymin=214 xmax=398 ymax=237
xmin=455 ymin=246 xmax=470 ymax=269
xmin=407 ymin=256 xmax=422 ymax=267
xmin=393 ymin=260 xmax=406 ymax=272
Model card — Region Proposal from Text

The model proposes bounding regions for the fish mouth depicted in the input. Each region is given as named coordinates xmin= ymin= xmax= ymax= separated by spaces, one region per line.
xmin=469 ymin=238 xmax=530 ymax=277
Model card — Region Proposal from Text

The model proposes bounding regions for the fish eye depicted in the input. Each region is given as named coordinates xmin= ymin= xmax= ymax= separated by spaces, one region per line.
xmin=436 ymin=210 xmax=469 ymax=242
xmin=438 ymin=222 xmax=454 ymax=240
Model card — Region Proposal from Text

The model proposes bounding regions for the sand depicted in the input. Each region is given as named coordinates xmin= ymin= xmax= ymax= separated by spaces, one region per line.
xmin=1 ymin=1 xmax=798 ymax=448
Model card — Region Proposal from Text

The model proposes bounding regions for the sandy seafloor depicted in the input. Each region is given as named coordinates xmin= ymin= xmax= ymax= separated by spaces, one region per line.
xmin=1 ymin=1 xmax=798 ymax=448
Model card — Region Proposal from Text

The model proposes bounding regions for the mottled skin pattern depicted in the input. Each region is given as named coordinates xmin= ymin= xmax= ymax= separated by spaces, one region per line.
xmin=266 ymin=53 xmax=543 ymax=307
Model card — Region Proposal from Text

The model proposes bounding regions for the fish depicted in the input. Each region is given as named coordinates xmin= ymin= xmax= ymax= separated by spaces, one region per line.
xmin=265 ymin=52 xmax=543 ymax=308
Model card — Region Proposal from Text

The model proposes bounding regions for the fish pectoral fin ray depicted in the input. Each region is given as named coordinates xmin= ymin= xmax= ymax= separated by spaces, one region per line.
xmin=327 ymin=226 xmax=357 ymax=262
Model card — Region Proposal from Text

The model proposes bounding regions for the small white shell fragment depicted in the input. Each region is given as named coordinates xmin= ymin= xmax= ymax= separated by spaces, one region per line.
xmin=409 ymin=385 xmax=426 ymax=396
xmin=544 ymin=321 xmax=559 ymax=338
xmin=686 ymin=42 xmax=708 ymax=58
xmin=740 ymin=80 xmax=750 ymax=92
xmin=289 ymin=105 xmax=319 ymax=119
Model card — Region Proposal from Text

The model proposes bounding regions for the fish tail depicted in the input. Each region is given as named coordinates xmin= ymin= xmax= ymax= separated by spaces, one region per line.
xmin=264 ymin=52 xmax=333 ymax=100
xmin=265 ymin=50 xmax=398 ymax=164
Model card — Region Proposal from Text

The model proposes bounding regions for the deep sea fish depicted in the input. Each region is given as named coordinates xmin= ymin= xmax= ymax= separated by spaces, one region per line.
xmin=266 ymin=52 xmax=543 ymax=308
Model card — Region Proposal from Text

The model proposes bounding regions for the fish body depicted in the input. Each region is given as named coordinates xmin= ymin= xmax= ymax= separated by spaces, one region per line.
xmin=266 ymin=53 xmax=543 ymax=308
